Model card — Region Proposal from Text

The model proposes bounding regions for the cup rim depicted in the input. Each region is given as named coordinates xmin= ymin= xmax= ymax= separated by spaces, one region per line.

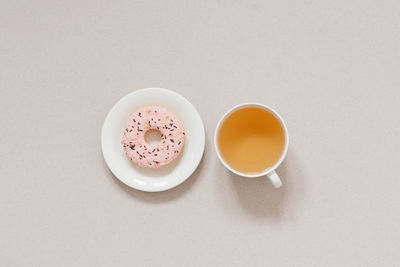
xmin=214 ymin=102 xmax=289 ymax=178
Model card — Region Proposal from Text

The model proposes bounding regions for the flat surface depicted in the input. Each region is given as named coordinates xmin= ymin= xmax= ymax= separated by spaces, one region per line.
xmin=1 ymin=1 xmax=400 ymax=266
xmin=102 ymin=88 xmax=205 ymax=192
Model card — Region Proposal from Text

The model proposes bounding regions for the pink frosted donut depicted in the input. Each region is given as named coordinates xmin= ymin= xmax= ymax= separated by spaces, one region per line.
xmin=122 ymin=106 xmax=185 ymax=168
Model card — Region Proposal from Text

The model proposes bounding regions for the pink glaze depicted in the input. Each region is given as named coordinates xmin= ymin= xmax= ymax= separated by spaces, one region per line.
xmin=122 ymin=106 xmax=185 ymax=168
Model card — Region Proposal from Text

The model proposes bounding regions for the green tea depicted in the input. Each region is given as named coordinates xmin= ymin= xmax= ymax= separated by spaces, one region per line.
xmin=218 ymin=107 xmax=285 ymax=173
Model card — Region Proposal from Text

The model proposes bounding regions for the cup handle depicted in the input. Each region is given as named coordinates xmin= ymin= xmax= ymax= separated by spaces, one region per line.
xmin=267 ymin=170 xmax=282 ymax=188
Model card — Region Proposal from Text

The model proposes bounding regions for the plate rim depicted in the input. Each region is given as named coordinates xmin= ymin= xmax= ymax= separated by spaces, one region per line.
xmin=101 ymin=88 xmax=205 ymax=192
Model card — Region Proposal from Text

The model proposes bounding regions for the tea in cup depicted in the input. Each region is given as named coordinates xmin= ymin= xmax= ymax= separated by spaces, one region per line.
xmin=214 ymin=103 xmax=289 ymax=188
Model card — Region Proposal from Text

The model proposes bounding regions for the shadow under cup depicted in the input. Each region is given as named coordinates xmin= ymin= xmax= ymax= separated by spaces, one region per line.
xmin=214 ymin=103 xmax=289 ymax=185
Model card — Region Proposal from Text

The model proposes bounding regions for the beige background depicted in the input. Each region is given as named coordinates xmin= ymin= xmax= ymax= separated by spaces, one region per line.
xmin=1 ymin=0 xmax=400 ymax=266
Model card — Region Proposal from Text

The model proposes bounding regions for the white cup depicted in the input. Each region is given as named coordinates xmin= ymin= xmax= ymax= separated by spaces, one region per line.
xmin=214 ymin=103 xmax=289 ymax=188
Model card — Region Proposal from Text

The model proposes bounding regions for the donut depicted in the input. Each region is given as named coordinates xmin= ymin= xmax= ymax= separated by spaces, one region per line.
xmin=122 ymin=106 xmax=185 ymax=168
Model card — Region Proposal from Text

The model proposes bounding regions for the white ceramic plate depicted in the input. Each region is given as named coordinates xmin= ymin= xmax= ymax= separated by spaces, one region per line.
xmin=101 ymin=88 xmax=205 ymax=192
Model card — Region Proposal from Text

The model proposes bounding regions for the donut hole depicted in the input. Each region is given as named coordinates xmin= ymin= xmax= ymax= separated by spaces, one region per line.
xmin=144 ymin=129 xmax=162 ymax=145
